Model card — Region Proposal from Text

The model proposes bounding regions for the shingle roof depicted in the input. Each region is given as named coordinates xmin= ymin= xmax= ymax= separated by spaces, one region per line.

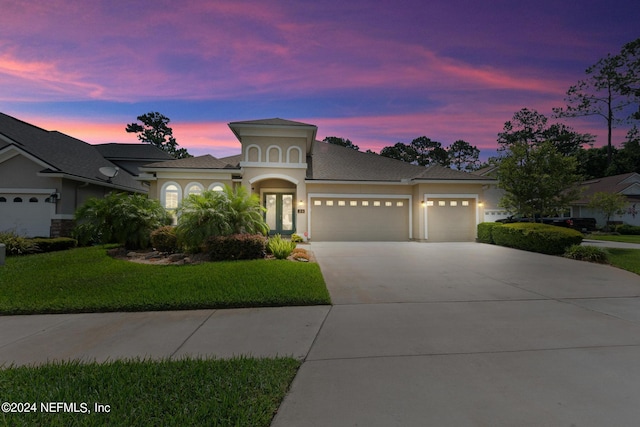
xmin=307 ymin=140 xmax=493 ymax=182
xmin=575 ymin=172 xmax=640 ymax=204
xmin=229 ymin=118 xmax=315 ymax=127
xmin=94 ymin=143 xmax=174 ymax=161
xmin=0 ymin=112 xmax=146 ymax=192
xmin=142 ymin=154 xmax=239 ymax=169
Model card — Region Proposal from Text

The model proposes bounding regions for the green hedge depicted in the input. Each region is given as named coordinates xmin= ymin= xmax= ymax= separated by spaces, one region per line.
xmin=491 ymin=223 xmax=583 ymax=255
xmin=477 ymin=222 xmax=503 ymax=244
xmin=205 ymin=234 xmax=267 ymax=261
xmin=616 ymin=224 xmax=640 ymax=235
xmin=150 ymin=226 xmax=178 ymax=252
xmin=30 ymin=237 xmax=78 ymax=253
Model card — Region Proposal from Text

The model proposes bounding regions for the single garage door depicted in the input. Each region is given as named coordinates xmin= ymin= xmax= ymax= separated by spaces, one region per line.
xmin=0 ymin=194 xmax=55 ymax=237
xmin=426 ymin=198 xmax=476 ymax=242
xmin=311 ymin=197 xmax=410 ymax=241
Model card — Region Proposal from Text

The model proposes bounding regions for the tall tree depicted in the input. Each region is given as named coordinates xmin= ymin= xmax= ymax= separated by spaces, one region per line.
xmin=497 ymin=140 xmax=581 ymax=220
xmin=323 ymin=136 xmax=360 ymax=151
xmin=410 ymin=136 xmax=448 ymax=166
xmin=448 ymin=140 xmax=480 ymax=171
xmin=126 ymin=112 xmax=191 ymax=159
xmin=553 ymin=42 xmax=638 ymax=165
xmin=499 ymin=108 xmax=591 ymax=156
xmin=587 ymin=192 xmax=628 ymax=231
xmin=380 ymin=142 xmax=416 ymax=163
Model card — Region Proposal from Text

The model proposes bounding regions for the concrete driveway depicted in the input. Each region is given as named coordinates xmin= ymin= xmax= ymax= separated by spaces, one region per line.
xmin=272 ymin=242 xmax=640 ymax=427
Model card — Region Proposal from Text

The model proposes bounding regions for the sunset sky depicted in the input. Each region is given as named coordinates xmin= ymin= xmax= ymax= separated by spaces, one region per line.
xmin=1 ymin=0 xmax=638 ymax=159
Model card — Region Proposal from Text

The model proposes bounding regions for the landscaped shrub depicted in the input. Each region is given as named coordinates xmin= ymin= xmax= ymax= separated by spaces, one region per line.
xmin=150 ymin=226 xmax=178 ymax=253
xmin=291 ymin=248 xmax=310 ymax=262
xmin=291 ymin=234 xmax=304 ymax=243
xmin=477 ymin=222 xmax=503 ymax=244
xmin=268 ymin=234 xmax=297 ymax=260
xmin=0 ymin=231 xmax=39 ymax=256
xmin=74 ymin=192 xmax=171 ymax=249
xmin=205 ymin=234 xmax=267 ymax=261
xmin=492 ymin=223 xmax=583 ymax=255
xmin=564 ymin=245 xmax=609 ymax=263
xmin=176 ymin=186 xmax=268 ymax=253
xmin=616 ymin=224 xmax=640 ymax=235
xmin=29 ymin=237 xmax=77 ymax=253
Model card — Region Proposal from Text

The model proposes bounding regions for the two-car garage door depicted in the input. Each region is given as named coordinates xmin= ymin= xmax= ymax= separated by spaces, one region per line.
xmin=310 ymin=197 xmax=410 ymax=241
xmin=309 ymin=194 xmax=478 ymax=242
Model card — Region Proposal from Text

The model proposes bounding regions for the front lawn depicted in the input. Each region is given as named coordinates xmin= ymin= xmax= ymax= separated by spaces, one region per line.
xmin=0 ymin=246 xmax=330 ymax=315
xmin=586 ymin=234 xmax=640 ymax=244
xmin=606 ymin=248 xmax=640 ymax=275
xmin=0 ymin=357 xmax=299 ymax=427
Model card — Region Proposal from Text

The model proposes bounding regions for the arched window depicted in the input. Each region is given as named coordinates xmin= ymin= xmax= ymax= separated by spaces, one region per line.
xmin=161 ymin=183 xmax=181 ymax=209
xmin=29 ymin=197 xmax=39 ymax=203
xmin=13 ymin=197 xmax=22 ymax=203
xmin=186 ymin=182 xmax=204 ymax=196
xmin=209 ymin=182 xmax=225 ymax=192
xmin=0 ymin=197 xmax=6 ymax=202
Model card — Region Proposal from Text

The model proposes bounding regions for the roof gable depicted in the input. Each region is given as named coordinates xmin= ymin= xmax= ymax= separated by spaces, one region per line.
xmin=0 ymin=112 xmax=146 ymax=192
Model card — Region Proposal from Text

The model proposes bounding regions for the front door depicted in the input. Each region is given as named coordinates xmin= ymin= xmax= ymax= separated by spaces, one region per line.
xmin=264 ymin=193 xmax=295 ymax=235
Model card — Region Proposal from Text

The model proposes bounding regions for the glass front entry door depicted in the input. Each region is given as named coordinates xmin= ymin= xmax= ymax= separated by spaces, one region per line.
xmin=264 ymin=193 xmax=295 ymax=235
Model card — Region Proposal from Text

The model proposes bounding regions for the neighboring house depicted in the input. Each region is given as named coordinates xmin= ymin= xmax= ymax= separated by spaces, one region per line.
xmin=470 ymin=165 xmax=511 ymax=222
xmin=139 ymin=118 xmax=496 ymax=242
xmin=572 ymin=172 xmax=640 ymax=227
xmin=0 ymin=112 xmax=173 ymax=237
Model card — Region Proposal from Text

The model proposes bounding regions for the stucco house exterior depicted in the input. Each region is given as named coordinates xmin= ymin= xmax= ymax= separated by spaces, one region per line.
xmin=0 ymin=112 xmax=172 ymax=237
xmin=139 ymin=119 xmax=496 ymax=242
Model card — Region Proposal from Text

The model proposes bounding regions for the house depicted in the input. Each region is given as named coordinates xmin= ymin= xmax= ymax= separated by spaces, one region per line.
xmin=572 ymin=172 xmax=640 ymax=227
xmin=0 ymin=112 xmax=173 ymax=237
xmin=139 ymin=118 xmax=496 ymax=242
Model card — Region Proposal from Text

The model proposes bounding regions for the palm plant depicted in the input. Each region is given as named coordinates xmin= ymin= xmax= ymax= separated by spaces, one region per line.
xmin=176 ymin=185 xmax=268 ymax=252
xmin=74 ymin=192 xmax=171 ymax=248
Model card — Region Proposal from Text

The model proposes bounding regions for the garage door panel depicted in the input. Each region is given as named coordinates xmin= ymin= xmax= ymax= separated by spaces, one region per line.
xmin=0 ymin=195 xmax=54 ymax=237
xmin=427 ymin=198 xmax=476 ymax=242
xmin=311 ymin=198 xmax=409 ymax=241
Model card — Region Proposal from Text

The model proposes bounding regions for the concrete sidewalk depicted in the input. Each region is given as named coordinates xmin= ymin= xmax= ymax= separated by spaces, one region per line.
xmin=2 ymin=242 xmax=640 ymax=426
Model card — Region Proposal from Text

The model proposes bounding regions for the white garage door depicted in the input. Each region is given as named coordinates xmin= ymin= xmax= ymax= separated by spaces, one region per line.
xmin=426 ymin=198 xmax=476 ymax=242
xmin=0 ymin=194 xmax=55 ymax=237
xmin=311 ymin=197 xmax=410 ymax=241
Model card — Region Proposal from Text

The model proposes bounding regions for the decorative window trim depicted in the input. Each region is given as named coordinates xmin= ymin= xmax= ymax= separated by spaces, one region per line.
xmin=245 ymin=144 xmax=262 ymax=162
xmin=286 ymin=146 xmax=303 ymax=163
xmin=266 ymin=145 xmax=283 ymax=163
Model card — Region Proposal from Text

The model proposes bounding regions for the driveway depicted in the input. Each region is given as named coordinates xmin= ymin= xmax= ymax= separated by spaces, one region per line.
xmin=272 ymin=242 xmax=640 ymax=427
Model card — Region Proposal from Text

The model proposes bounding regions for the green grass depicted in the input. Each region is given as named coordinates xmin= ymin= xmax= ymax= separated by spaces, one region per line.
xmin=0 ymin=357 xmax=299 ymax=427
xmin=606 ymin=248 xmax=640 ymax=275
xmin=586 ymin=234 xmax=640 ymax=244
xmin=0 ymin=246 xmax=330 ymax=315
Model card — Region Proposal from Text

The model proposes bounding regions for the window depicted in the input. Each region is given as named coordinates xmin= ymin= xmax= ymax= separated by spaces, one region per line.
xmin=326 ymin=200 xmax=334 ymax=206
xmin=396 ymin=201 xmax=404 ymax=207
xmin=163 ymin=184 xmax=180 ymax=209
xmin=13 ymin=197 xmax=22 ymax=203
xmin=350 ymin=201 xmax=357 ymax=207
xmin=362 ymin=201 xmax=369 ymax=206
xmin=385 ymin=201 xmax=392 ymax=207
xmin=29 ymin=197 xmax=38 ymax=203
xmin=0 ymin=197 xmax=6 ymax=202
xmin=450 ymin=201 xmax=458 ymax=207
xmin=426 ymin=201 xmax=434 ymax=206
xmin=186 ymin=183 xmax=203 ymax=196
xmin=462 ymin=201 xmax=469 ymax=207
xmin=373 ymin=201 xmax=381 ymax=207
xmin=338 ymin=201 xmax=346 ymax=206
xmin=438 ymin=201 xmax=446 ymax=207
xmin=314 ymin=200 xmax=322 ymax=206
xmin=209 ymin=183 xmax=224 ymax=192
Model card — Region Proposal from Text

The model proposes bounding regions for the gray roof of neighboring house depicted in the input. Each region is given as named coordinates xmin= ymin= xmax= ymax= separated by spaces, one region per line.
xmin=575 ymin=172 xmax=640 ymax=204
xmin=0 ymin=112 xmax=147 ymax=192
xmin=94 ymin=143 xmax=174 ymax=161
xmin=142 ymin=154 xmax=240 ymax=169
